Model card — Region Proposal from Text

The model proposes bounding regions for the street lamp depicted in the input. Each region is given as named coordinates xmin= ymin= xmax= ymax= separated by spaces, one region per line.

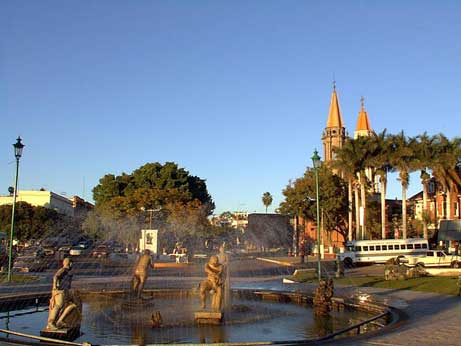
xmin=311 ymin=149 xmax=321 ymax=282
xmin=8 ymin=137 xmax=24 ymax=283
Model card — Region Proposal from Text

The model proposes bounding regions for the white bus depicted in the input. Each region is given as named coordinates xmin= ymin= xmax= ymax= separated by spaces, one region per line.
xmin=337 ymin=238 xmax=429 ymax=266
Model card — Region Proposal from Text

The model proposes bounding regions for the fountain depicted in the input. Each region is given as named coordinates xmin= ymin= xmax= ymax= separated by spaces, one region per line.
xmin=0 ymin=249 xmax=399 ymax=346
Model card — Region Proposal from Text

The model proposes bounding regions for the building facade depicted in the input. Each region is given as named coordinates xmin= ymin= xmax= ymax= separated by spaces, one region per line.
xmin=0 ymin=190 xmax=93 ymax=217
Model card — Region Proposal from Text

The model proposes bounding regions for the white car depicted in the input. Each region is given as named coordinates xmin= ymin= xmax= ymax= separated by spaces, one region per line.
xmin=69 ymin=245 xmax=85 ymax=256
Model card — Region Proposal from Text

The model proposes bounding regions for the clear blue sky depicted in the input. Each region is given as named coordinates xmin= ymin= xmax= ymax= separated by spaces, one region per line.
xmin=1 ymin=1 xmax=460 ymax=214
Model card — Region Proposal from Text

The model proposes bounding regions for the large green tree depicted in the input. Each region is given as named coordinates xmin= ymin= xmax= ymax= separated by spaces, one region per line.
xmin=279 ymin=165 xmax=349 ymax=242
xmin=89 ymin=162 xmax=215 ymax=248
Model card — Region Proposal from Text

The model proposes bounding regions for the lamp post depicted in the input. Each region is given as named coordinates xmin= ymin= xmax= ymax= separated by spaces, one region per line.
xmin=311 ymin=149 xmax=321 ymax=282
xmin=7 ymin=137 xmax=24 ymax=283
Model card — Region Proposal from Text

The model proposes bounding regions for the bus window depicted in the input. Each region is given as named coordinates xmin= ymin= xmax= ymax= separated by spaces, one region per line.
xmin=355 ymin=246 xmax=361 ymax=251
xmin=363 ymin=246 xmax=369 ymax=251
xmin=407 ymin=244 xmax=414 ymax=249
xmin=376 ymin=245 xmax=381 ymax=251
xmin=370 ymin=246 xmax=375 ymax=251
xmin=382 ymin=245 xmax=387 ymax=250
xmin=422 ymin=243 xmax=428 ymax=249
xmin=388 ymin=245 xmax=394 ymax=250
xmin=427 ymin=251 xmax=433 ymax=256
xmin=400 ymin=245 xmax=406 ymax=250
xmin=415 ymin=244 xmax=421 ymax=249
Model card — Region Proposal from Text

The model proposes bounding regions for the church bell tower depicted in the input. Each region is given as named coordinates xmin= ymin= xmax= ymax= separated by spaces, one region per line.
xmin=322 ymin=83 xmax=346 ymax=162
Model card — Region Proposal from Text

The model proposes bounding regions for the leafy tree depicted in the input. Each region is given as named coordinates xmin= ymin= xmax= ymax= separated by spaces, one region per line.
xmin=89 ymin=162 xmax=215 ymax=249
xmin=262 ymin=192 xmax=273 ymax=213
xmin=0 ymin=202 xmax=80 ymax=243
xmin=279 ymin=165 xmax=349 ymax=242
xmin=219 ymin=211 xmax=234 ymax=219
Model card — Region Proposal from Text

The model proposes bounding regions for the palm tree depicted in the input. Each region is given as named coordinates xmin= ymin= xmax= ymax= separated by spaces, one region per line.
xmin=369 ymin=130 xmax=393 ymax=239
xmin=431 ymin=134 xmax=461 ymax=220
xmin=332 ymin=136 xmax=371 ymax=240
xmin=262 ymin=192 xmax=273 ymax=213
xmin=389 ymin=131 xmax=418 ymax=239
xmin=414 ymin=132 xmax=435 ymax=238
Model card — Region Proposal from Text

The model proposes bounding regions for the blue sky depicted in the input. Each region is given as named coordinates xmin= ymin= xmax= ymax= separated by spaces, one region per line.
xmin=1 ymin=1 xmax=460 ymax=214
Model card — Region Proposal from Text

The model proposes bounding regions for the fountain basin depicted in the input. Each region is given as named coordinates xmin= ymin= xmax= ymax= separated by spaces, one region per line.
xmin=0 ymin=288 xmax=397 ymax=345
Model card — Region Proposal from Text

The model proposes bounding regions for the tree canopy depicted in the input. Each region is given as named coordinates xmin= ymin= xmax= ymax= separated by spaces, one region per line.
xmin=93 ymin=162 xmax=214 ymax=214
xmin=262 ymin=192 xmax=273 ymax=213
xmin=88 ymin=162 xmax=215 ymax=250
xmin=278 ymin=165 xmax=349 ymax=241
xmin=0 ymin=202 xmax=80 ymax=243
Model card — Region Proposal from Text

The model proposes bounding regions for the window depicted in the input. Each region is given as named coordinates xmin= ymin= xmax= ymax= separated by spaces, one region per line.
xmin=382 ymin=245 xmax=387 ymax=250
xmin=363 ymin=246 xmax=369 ymax=251
xmin=422 ymin=243 xmax=428 ymax=249
xmin=427 ymin=251 xmax=433 ymax=256
xmin=355 ymin=246 xmax=361 ymax=251
xmin=376 ymin=245 xmax=381 ymax=251
xmin=370 ymin=246 xmax=375 ymax=251
xmin=437 ymin=252 xmax=444 ymax=257
xmin=407 ymin=244 xmax=414 ymax=249
xmin=400 ymin=245 xmax=406 ymax=250
xmin=415 ymin=244 xmax=421 ymax=249
xmin=388 ymin=245 xmax=394 ymax=250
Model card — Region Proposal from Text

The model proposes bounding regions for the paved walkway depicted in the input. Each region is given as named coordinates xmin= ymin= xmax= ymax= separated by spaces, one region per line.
xmin=255 ymin=256 xmax=461 ymax=346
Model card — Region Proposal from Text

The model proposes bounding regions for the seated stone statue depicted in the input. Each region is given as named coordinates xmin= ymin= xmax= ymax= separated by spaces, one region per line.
xmin=199 ymin=255 xmax=223 ymax=311
xmin=46 ymin=257 xmax=82 ymax=331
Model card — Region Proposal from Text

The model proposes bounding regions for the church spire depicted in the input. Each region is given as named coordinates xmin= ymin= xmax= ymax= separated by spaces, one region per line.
xmin=326 ymin=83 xmax=344 ymax=129
xmin=322 ymin=83 xmax=346 ymax=162
xmin=354 ymin=96 xmax=373 ymax=138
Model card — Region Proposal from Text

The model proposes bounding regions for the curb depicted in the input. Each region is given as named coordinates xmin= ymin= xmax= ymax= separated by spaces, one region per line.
xmin=255 ymin=257 xmax=294 ymax=266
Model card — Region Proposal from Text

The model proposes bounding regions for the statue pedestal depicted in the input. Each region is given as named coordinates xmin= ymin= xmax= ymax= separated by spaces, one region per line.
xmin=40 ymin=326 xmax=80 ymax=341
xmin=194 ymin=311 xmax=223 ymax=325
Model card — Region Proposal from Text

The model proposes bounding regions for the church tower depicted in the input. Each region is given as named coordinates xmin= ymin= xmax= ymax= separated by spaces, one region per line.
xmin=354 ymin=97 xmax=378 ymax=192
xmin=354 ymin=96 xmax=373 ymax=139
xmin=322 ymin=83 xmax=346 ymax=162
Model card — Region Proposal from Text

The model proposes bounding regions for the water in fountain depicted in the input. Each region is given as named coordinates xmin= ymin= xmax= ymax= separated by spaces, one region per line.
xmin=0 ymin=211 xmax=386 ymax=346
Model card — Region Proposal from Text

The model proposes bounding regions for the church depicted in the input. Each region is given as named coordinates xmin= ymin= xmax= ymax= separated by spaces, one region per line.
xmin=298 ymin=83 xmax=376 ymax=257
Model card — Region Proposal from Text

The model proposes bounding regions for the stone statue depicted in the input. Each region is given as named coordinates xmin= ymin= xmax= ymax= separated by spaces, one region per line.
xmin=217 ymin=243 xmax=231 ymax=310
xmin=313 ymin=279 xmax=334 ymax=316
xmin=46 ymin=257 xmax=82 ymax=331
xmin=131 ymin=249 xmax=155 ymax=298
xmin=199 ymin=255 xmax=223 ymax=311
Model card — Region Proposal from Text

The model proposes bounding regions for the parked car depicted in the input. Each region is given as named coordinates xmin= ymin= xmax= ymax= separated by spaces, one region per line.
xmin=20 ymin=246 xmax=45 ymax=258
xmin=405 ymin=250 xmax=461 ymax=268
xmin=69 ymin=245 xmax=85 ymax=256
xmin=43 ymin=246 xmax=57 ymax=256
xmin=57 ymin=244 xmax=72 ymax=254
xmin=13 ymin=255 xmax=48 ymax=272
xmin=91 ymin=245 xmax=110 ymax=258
